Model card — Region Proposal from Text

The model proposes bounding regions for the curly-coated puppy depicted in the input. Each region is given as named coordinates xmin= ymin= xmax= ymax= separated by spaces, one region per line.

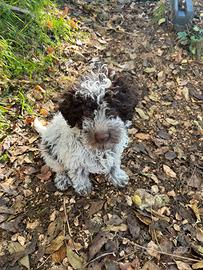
xmin=34 ymin=66 xmax=139 ymax=195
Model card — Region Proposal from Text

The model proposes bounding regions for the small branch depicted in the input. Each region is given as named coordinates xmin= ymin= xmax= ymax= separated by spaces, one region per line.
xmin=85 ymin=252 xmax=115 ymax=267
xmin=36 ymin=255 xmax=51 ymax=269
xmin=63 ymin=197 xmax=73 ymax=238
xmin=118 ymin=240 xmax=201 ymax=263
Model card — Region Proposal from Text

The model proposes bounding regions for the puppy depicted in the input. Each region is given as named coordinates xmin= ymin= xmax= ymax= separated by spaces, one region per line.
xmin=34 ymin=66 xmax=138 ymax=195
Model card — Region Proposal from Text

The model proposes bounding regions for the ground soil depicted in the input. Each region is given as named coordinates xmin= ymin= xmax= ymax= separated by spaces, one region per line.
xmin=0 ymin=1 xmax=203 ymax=270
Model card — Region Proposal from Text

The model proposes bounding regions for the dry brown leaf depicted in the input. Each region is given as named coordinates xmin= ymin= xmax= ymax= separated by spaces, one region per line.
xmin=24 ymin=116 xmax=35 ymax=125
xmin=135 ymin=108 xmax=149 ymax=120
xmin=192 ymin=261 xmax=203 ymax=269
xmin=142 ymin=261 xmax=160 ymax=270
xmin=135 ymin=211 xmax=152 ymax=225
xmin=89 ymin=200 xmax=104 ymax=216
xmin=40 ymin=108 xmax=49 ymax=117
xmin=176 ymin=261 xmax=192 ymax=270
xmin=51 ymin=245 xmax=66 ymax=264
xmin=89 ymin=232 xmax=112 ymax=260
xmin=135 ymin=133 xmax=150 ymax=140
xmin=47 ymin=46 xmax=54 ymax=55
xmin=45 ymin=235 xmax=65 ymax=254
xmin=69 ymin=19 xmax=78 ymax=29
xmin=37 ymin=165 xmax=52 ymax=181
xmin=196 ymin=228 xmax=203 ymax=243
xmin=119 ymin=262 xmax=133 ymax=270
xmin=163 ymin=165 xmax=177 ymax=178
xmin=188 ymin=200 xmax=201 ymax=222
xmin=67 ymin=239 xmax=82 ymax=251
xmin=105 ymin=223 xmax=128 ymax=232
xmin=166 ymin=118 xmax=179 ymax=126
xmin=147 ymin=241 xmax=160 ymax=260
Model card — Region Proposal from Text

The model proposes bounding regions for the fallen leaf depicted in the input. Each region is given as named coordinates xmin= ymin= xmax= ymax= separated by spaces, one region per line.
xmin=45 ymin=235 xmax=65 ymax=254
xmin=47 ymin=217 xmax=64 ymax=243
xmin=196 ymin=228 xmax=203 ymax=243
xmin=132 ymin=194 xmax=142 ymax=207
xmin=187 ymin=174 xmax=202 ymax=188
xmin=176 ymin=261 xmax=192 ymax=270
xmin=47 ymin=20 xmax=53 ymax=29
xmin=158 ymin=18 xmax=166 ymax=25
xmin=61 ymin=6 xmax=69 ymax=17
xmin=24 ymin=116 xmax=35 ymax=125
xmin=142 ymin=261 xmax=160 ymax=270
xmin=127 ymin=214 xmax=140 ymax=239
xmin=105 ymin=260 xmax=120 ymax=270
xmin=119 ymin=262 xmax=133 ymax=270
xmin=35 ymin=85 xmax=45 ymax=93
xmin=188 ymin=200 xmax=201 ymax=222
xmin=0 ymin=215 xmax=24 ymax=233
xmin=166 ymin=118 xmax=179 ymax=126
xmin=147 ymin=241 xmax=160 ymax=260
xmin=132 ymin=189 xmax=155 ymax=210
xmin=69 ymin=19 xmax=77 ymax=29
xmin=163 ymin=165 xmax=176 ymax=178
xmin=88 ymin=262 xmax=102 ymax=270
xmin=89 ymin=200 xmax=104 ymax=216
xmin=66 ymin=246 xmax=84 ymax=269
xmin=47 ymin=47 xmax=54 ymax=55
xmin=105 ymin=223 xmax=128 ymax=232
xmin=135 ymin=133 xmax=150 ymax=140
xmin=144 ymin=67 xmax=156 ymax=73
xmin=37 ymin=165 xmax=52 ymax=181
xmin=52 ymin=245 xmax=66 ymax=264
xmin=135 ymin=108 xmax=149 ymax=120
xmin=192 ymin=261 xmax=203 ymax=269
xmin=26 ymin=220 xmax=39 ymax=230
xmin=89 ymin=232 xmax=112 ymax=260
xmin=39 ymin=108 xmax=49 ymax=116
xmin=8 ymin=242 xmax=30 ymax=269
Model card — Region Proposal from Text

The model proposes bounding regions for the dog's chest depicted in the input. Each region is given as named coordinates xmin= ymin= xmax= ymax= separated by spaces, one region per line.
xmin=85 ymin=150 xmax=115 ymax=174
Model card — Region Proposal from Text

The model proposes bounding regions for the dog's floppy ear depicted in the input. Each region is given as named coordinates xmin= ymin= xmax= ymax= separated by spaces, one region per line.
xmin=59 ymin=90 xmax=84 ymax=128
xmin=59 ymin=90 xmax=98 ymax=128
xmin=105 ymin=74 xmax=139 ymax=122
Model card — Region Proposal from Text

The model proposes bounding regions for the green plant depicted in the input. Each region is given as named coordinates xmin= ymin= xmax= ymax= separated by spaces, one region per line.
xmin=14 ymin=90 xmax=33 ymax=116
xmin=153 ymin=0 xmax=166 ymax=25
xmin=0 ymin=0 xmax=79 ymax=79
xmin=177 ymin=25 xmax=203 ymax=59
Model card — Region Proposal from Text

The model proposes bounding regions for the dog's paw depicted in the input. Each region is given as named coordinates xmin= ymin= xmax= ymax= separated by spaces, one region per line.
xmin=109 ymin=168 xmax=129 ymax=188
xmin=54 ymin=173 xmax=71 ymax=191
xmin=74 ymin=181 xmax=92 ymax=195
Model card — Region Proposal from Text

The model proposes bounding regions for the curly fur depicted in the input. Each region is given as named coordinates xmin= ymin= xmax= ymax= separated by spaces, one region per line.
xmin=34 ymin=66 xmax=139 ymax=195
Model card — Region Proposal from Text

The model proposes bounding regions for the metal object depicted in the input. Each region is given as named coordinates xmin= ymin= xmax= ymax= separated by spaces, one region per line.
xmin=171 ymin=0 xmax=194 ymax=31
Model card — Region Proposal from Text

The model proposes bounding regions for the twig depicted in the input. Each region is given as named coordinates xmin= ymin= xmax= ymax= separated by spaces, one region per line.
xmin=118 ymin=240 xmax=201 ymax=263
xmin=36 ymin=255 xmax=51 ymax=269
xmin=63 ymin=197 xmax=72 ymax=238
xmin=85 ymin=252 xmax=115 ymax=266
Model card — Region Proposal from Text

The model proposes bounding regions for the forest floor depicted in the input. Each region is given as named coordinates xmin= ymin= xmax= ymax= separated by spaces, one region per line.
xmin=0 ymin=1 xmax=203 ymax=270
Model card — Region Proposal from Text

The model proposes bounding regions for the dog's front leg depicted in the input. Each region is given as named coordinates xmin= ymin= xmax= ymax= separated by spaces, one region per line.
xmin=54 ymin=171 xmax=71 ymax=191
xmin=69 ymin=167 xmax=92 ymax=195
xmin=108 ymin=155 xmax=129 ymax=188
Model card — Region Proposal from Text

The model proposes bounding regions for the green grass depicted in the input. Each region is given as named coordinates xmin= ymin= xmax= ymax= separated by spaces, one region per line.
xmin=0 ymin=0 xmax=78 ymax=79
xmin=0 ymin=0 xmax=83 ymax=140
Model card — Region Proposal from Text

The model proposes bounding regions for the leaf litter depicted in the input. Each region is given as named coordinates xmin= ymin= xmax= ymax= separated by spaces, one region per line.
xmin=0 ymin=0 xmax=203 ymax=269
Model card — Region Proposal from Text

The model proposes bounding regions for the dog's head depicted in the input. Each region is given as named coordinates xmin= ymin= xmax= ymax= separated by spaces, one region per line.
xmin=59 ymin=67 xmax=139 ymax=150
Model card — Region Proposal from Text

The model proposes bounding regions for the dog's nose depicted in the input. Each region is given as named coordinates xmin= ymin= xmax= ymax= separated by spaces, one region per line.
xmin=95 ymin=131 xmax=110 ymax=143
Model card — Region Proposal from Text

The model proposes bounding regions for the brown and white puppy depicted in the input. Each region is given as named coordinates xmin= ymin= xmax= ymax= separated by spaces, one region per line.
xmin=34 ymin=66 xmax=138 ymax=195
